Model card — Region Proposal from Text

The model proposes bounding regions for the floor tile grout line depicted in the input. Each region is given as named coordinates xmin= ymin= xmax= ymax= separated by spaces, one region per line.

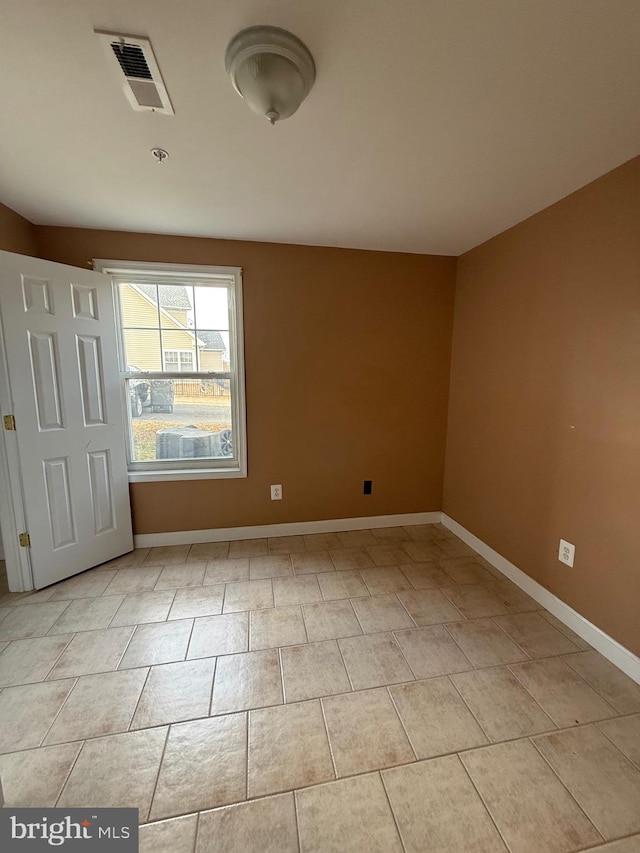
xmin=385 ymin=685 xmax=419 ymax=762
xmin=0 ymin=601 xmax=628 ymax=692
xmin=440 ymin=617 xmax=519 ymax=669
xmin=591 ymin=720 xmax=640 ymax=773
xmin=347 ymin=596 xmax=367 ymax=636
xmin=38 ymin=676 xmax=80 ymax=747
xmin=31 ymin=719 xmax=639 ymax=832
xmin=445 ymin=673 xmax=494 ymax=745
xmin=146 ymin=725 xmax=172 ymax=823
xmin=10 ymin=685 xmax=632 ymax=759
xmin=277 ymin=646 xmax=287 ymax=704
xmin=561 ymin=652 xmax=633 ymax=715
xmin=39 ymin=632 xmax=76 ymax=682
xmin=48 ymin=595 xmax=127 ymax=636
xmin=327 ymin=548 xmax=339 ymax=572
xmin=182 ymin=608 xmax=198 ymax=660
xmin=442 ymin=622 xmax=478 ymax=669
xmin=318 ymin=696 xmax=339 ymax=780
xmin=580 ymin=830 xmax=640 ymax=851
xmin=17 ymin=600 xmax=71 ymax=640
xmin=205 ymin=656 xmax=217 ymax=717
xmin=508 ymin=657 xmax=618 ymax=726
xmin=0 ymin=540 xmax=481 ymax=597
xmin=112 ymin=625 xmax=138 ymax=670
xmin=42 ymin=666 xmax=145 ymax=740
xmin=191 ymin=811 xmax=201 ymax=853
xmin=247 ymin=608 xmax=254 ymax=651
xmin=244 ymin=709 xmax=250 ymax=800
xmin=107 ymin=586 xmax=178 ymax=631
xmin=389 ymin=591 xmax=419 ymax=628
xmin=117 ymin=744 xmax=440 ymax=826
xmin=16 ymin=688 xmax=620 ymax=764
xmin=3 ymin=614 xmax=631 ymax=711
xmin=297 ymin=604 xmax=310 ymax=645
xmin=490 ymin=611 xmax=579 ymax=660
xmin=334 ymin=637 xmax=355 ymax=692
xmin=54 ymin=737 xmax=87 ymax=808
xmin=538 ymin=609 xmax=589 ymax=648
xmin=387 ymin=631 xmax=418 ymax=683
xmin=26 ymin=726 xmax=623 ymax=824
xmin=289 ymin=789 xmax=303 ymax=853
xmin=489 ymin=616 xmax=535 ymax=663
xmin=456 ymin=751 xmax=513 ymax=852
xmin=528 ymin=733 xmax=607 ymax=844
xmin=122 ymin=665 xmax=152 ymax=732
xmin=439 ymin=582 xmax=511 ymax=620
xmin=506 ymin=658 xmax=560 ymax=729
xmin=378 ymin=769 xmax=409 ymax=852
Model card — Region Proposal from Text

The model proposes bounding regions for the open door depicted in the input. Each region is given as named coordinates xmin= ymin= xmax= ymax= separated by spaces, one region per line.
xmin=0 ymin=250 xmax=133 ymax=589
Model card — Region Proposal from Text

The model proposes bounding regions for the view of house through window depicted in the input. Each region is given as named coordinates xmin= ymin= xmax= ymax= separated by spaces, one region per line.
xmin=107 ymin=263 xmax=245 ymax=476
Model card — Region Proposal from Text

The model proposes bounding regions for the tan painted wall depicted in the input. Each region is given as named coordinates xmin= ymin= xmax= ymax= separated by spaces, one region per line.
xmin=444 ymin=155 xmax=640 ymax=656
xmin=0 ymin=202 xmax=37 ymax=256
xmin=34 ymin=226 xmax=457 ymax=535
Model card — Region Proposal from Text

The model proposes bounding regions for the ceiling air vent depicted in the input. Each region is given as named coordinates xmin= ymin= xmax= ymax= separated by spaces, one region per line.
xmin=96 ymin=31 xmax=174 ymax=115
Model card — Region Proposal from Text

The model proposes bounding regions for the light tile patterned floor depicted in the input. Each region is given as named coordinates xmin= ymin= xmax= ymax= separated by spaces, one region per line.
xmin=0 ymin=525 xmax=640 ymax=852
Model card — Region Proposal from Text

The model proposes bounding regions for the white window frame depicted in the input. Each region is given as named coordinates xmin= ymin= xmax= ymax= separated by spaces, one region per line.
xmin=163 ymin=349 xmax=195 ymax=372
xmin=95 ymin=259 xmax=247 ymax=482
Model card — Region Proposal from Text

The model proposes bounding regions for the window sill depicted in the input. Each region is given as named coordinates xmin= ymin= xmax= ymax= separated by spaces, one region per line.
xmin=127 ymin=467 xmax=247 ymax=483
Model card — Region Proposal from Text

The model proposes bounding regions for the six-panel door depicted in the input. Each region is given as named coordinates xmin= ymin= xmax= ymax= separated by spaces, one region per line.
xmin=0 ymin=251 xmax=133 ymax=588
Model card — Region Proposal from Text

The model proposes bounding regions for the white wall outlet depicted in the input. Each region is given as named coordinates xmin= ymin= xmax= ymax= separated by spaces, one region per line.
xmin=558 ymin=539 xmax=575 ymax=567
xmin=270 ymin=484 xmax=282 ymax=501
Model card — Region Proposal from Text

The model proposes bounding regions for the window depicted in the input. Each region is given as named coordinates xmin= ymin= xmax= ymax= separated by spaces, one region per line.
xmin=97 ymin=260 xmax=246 ymax=482
xmin=163 ymin=350 xmax=194 ymax=372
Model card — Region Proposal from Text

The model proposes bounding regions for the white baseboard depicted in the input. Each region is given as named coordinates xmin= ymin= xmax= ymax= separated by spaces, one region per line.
xmin=440 ymin=513 xmax=640 ymax=686
xmin=134 ymin=511 xmax=441 ymax=549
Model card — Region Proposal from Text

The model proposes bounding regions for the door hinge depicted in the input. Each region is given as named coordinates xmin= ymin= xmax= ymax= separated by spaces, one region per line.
xmin=19 ymin=532 xmax=31 ymax=548
xmin=3 ymin=414 xmax=16 ymax=431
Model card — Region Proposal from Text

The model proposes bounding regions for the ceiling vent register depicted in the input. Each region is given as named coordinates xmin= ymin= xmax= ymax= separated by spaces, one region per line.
xmin=96 ymin=31 xmax=174 ymax=115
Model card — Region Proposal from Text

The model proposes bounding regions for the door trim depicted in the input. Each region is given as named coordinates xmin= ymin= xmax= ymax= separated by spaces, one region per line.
xmin=0 ymin=312 xmax=33 ymax=592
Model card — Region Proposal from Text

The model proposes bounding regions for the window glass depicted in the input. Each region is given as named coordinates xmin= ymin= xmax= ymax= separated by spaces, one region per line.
xmin=108 ymin=265 xmax=245 ymax=479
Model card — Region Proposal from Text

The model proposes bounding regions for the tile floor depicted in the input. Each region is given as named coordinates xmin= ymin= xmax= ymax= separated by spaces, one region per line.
xmin=0 ymin=525 xmax=639 ymax=852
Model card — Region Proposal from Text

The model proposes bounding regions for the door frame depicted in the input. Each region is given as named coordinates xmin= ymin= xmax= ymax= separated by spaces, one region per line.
xmin=0 ymin=312 xmax=33 ymax=592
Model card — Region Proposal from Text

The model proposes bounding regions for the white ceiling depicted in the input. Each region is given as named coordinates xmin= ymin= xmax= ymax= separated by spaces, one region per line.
xmin=1 ymin=0 xmax=639 ymax=255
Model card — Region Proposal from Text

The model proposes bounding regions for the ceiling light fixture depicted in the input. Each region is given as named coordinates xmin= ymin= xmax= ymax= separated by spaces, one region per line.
xmin=225 ymin=26 xmax=315 ymax=125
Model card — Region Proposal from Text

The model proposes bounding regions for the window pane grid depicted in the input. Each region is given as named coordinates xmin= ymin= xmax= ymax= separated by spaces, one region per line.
xmin=111 ymin=267 xmax=244 ymax=475
xmin=121 ymin=371 xmax=231 ymax=379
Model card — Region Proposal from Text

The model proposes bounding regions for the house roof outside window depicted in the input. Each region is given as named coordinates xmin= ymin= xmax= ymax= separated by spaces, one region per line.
xmin=135 ymin=284 xmax=225 ymax=351
xmin=137 ymin=283 xmax=192 ymax=309
xmin=196 ymin=330 xmax=226 ymax=352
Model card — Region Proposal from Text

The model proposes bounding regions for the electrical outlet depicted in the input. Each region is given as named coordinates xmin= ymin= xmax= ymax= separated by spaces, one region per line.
xmin=558 ymin=539 xmax=575 ymax=567
xmin=270 ymin=484 xmax=282 ymax=501
xmin=363 ymin=480 xmax=372 ymax=495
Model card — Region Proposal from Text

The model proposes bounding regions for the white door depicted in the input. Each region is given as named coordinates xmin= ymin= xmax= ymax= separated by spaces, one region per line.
xmin=0 ymin=250 xmax=133 ymax=588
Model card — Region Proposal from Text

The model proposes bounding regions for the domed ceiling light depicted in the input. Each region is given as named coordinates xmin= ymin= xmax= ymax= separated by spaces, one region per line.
xmin=225 ymin=26 xmax=315 ymax=124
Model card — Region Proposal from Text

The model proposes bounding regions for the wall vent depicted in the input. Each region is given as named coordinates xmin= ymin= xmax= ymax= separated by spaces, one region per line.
xmin=96 ymin=31 xmax=174 ymax=115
